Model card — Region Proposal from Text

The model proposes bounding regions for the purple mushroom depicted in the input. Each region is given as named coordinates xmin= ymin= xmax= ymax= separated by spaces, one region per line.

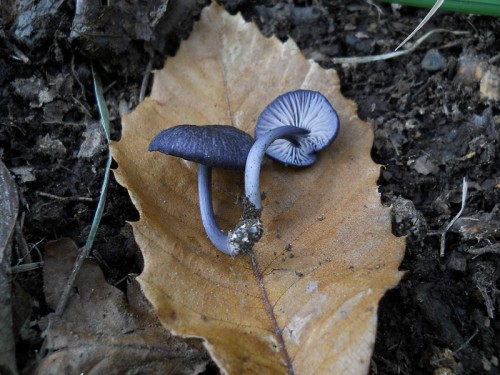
xmin=229 ymin=90 xmax=339 ymax=254
xmin=149 ymin=125 xmax=256 ymax=255
xmin=245 ymin=89 xmax=340 ymax=208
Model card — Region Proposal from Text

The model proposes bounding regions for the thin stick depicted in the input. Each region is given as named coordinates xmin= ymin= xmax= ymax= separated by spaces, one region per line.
xmin=139 ymin=52 xmax=154 ymax=102
xmin=3 ymin=35 xmax=30 ymax=64
xmin=440 ymin=177 xmax=468 ymax=257
xmin=71 ymin=55 xmax=87 ymax=101
xmin=466 ymin=244 xmax=500 ymax=257
xmin=11 ymin=262 xmax=44 ymax=273
xmin=38 ymin=191 xmax=94 ymax=202
xmin=431 ymin=329 xmax=479 ymax=365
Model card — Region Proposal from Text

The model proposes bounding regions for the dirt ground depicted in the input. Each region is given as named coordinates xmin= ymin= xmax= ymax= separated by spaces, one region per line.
xmin=1 ymin=0 xmax=499 ymax=374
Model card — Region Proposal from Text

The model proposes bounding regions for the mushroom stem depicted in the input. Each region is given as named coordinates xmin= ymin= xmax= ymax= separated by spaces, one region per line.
xmin=198 ymin=164 xmax=232 ymax=254
xmin=245 ymin=126 xmax=309 ymax=209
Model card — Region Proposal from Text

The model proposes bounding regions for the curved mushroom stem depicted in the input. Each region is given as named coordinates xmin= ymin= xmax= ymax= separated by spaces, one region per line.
xmin=198 ymin=164 xmax=263 ymax=257
xmin=198 ymin=164 xmax=233 ymax=255
xmin=198 ymin=126 xmax=309 ymax=256
xmin=245 ymin=125 xmax=309 ymax=209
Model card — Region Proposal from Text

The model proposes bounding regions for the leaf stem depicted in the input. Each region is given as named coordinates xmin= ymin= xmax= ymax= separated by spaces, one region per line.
xmin=249 ymin=251 xmax=295 ymax=375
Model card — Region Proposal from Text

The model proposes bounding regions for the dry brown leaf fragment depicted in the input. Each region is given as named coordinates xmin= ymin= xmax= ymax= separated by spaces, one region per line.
xmin=36 ymin=238 xmax=209 ymax=375
xmin=0 ymin=160 xmax=20 ymax=375
xmin=111 ymin=3 xmax=405 ymax=374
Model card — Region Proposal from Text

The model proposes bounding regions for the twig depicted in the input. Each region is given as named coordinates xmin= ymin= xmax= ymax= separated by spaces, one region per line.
xmin=440 ymin=177 xmax=468 ymax=257
xmin=112 ymin=273 xmax=137 ymax=287
xmin=466 ymin=243 xmax=500 ymax=257
xmin=103 ymin=80 xmax=117 ymax=94
xmin=37 ymin=191 xmax=95 ymax=202
xmin=332 ymin=29 xmax=469 ymax=65
xmin=11 ymin=262 xmax=44 ymax=273
xmin=489 ymin=53 xmax=500 ymax=64
xmin=71 ymin=55 xmax=88 ymax=101
xmin=452 ymin=329 xmax=479 ymax=356
xmin=139 ymin=51 xmax=154 ymax=102
xmin=15 ymin=222 xmax=32 ymax=263
xmin=71 ymin=95 xmax=94 ymax=118
xmin=54 ymin=62 xmax=112 ymax=317
xmin=430 ymin=329 xmax=479 ymax=365
xmin=1 ymin=30 xmax=31 ymax=64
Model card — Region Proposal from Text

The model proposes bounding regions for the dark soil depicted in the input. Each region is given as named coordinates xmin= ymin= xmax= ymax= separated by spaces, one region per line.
xmin=1 ymin=0 xmax=499 ymax=374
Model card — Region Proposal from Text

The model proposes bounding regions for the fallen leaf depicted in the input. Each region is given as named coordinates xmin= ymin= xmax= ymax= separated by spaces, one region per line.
xmin=35 ymin=238 xmax=209 ymax=375
xmin=111 ymin=3 xmax=405 ymax=374
xmin=0 ymin=160 xmax=19 ymax=375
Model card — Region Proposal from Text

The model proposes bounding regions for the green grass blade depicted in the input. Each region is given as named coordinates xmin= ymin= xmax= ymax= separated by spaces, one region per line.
xmin=85 ymin=62 xmax=112 ymax=250
xmin=53 ymin=62 xmax=113 ymax=317
xmin=380 ymin=0 xmax=500 ymax=16
xmin=91 ymin=63 xmax=111 ymax=143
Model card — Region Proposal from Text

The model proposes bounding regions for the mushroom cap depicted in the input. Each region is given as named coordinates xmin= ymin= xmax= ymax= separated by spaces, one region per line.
xmin=255 ymin=89 xmax=339 ymax=166
xmin=149 ymin=125 xmax=254 ymax=170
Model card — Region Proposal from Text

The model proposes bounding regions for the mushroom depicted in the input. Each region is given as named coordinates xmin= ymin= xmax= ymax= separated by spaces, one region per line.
xmin=245 ymin=89 xmax=340 ymax=208
xmin=149 ymin=124 xmax=258 ymax=255
xmin=229 ymin=90 xmax=339 ymax=254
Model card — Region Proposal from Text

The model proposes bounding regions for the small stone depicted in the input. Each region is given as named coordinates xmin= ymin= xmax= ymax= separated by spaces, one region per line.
xmin=455 ymin=55 xmax=487 ymax=85
xmin=12 ymin=77 xmax=46 ymax=102
xmin=36 ymin=134 xmax=66 ymax=158
xmin=480 ymin=67 xmax=500 ymax=101
xmin=421 ymin=49 xmax=446 ymax=71
xmin=11 ymin=166 xmax=36 ymax=183
xmin=78 ymin=123 xmax=105 ymax=159
xmin=392 ymin=196 xmax=428 ymax=237
xmin=413 ymin=155 xmax=439 ymax=175
xmin=38 ymin=87 xmax=56 ymax=105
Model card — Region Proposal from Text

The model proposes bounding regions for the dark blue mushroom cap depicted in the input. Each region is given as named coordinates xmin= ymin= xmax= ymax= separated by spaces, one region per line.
xmin=255 ymin=89 xmax=340 ymax=166
xmin=149 ymin=125 xmax=254 ymax=170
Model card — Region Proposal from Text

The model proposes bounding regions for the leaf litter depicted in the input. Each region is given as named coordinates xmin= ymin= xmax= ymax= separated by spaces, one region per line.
xmin=0 ymin=160 xmax=20 ymax=375
xmin=34 ymin=238 xmax=209 ymax=375
xmin=111 ymin=3 xmax=405 ymax=374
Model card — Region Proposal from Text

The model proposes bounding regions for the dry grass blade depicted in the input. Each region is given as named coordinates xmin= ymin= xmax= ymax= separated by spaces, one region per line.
xmin=440 ymin=177 xmax=468 ymax=257
xmin=333 ymin=29 xmax=469 ymax=65
xmin=112 ymin=4 xmax=406 ymax=374
xmin=395 ymin=0 xmax=445 ymax=51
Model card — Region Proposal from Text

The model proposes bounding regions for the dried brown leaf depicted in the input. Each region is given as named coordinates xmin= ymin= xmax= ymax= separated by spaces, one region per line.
xmin=35 ymin=238 xmax=209 ymax=375
xmin=0 ymin=160 xmax=19 ymax=375
xmin=111 ymin=3 xmax=405 ymax=374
